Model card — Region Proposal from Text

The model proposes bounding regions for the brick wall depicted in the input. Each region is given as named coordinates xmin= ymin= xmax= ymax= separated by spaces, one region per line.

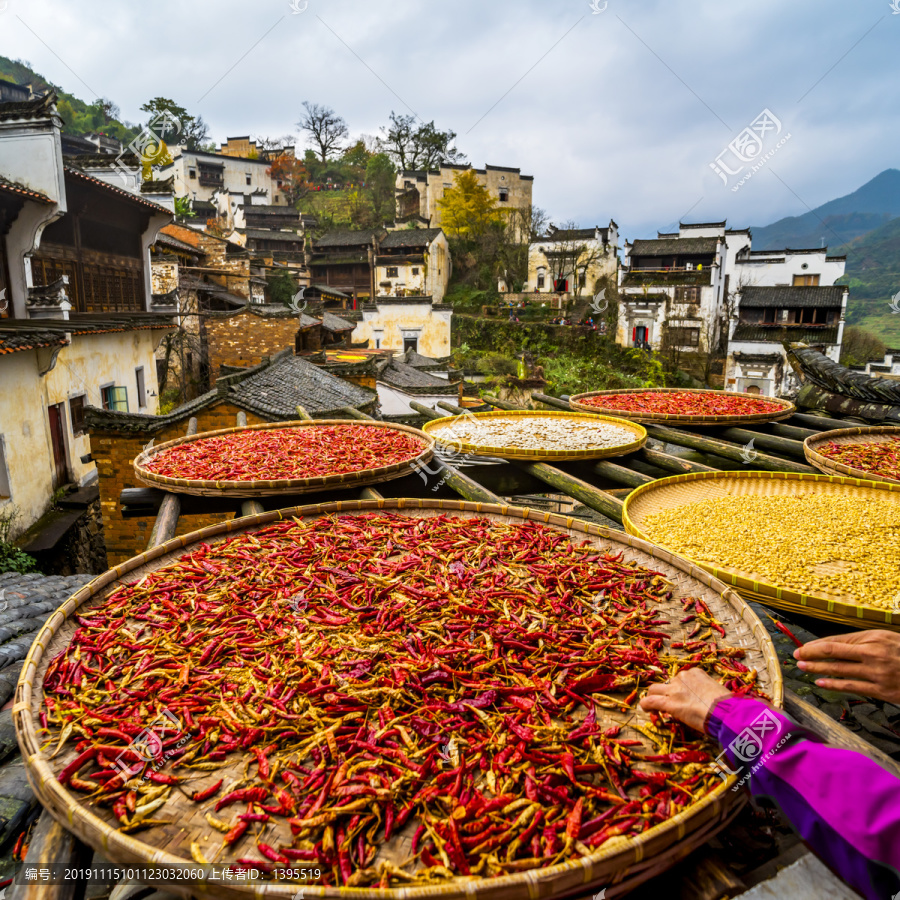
xmin=206 ymin=311 xmax=300 ymax=374
xmin=91 ymin=402 xmax=267 ymax=567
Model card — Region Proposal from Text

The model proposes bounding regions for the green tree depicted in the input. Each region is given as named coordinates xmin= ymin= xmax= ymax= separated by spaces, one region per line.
xmin=438 ymin=169 xmax=502 ymax=239
xmin=139 ymin=97 xmax=209 ymax=150
xmin=840 ymin=326 xmax=887 ymax=367
xmin=366 ymin=153 xmax=396 ymax=223
xmin=378 ymin=112 xmax=465 ymax=171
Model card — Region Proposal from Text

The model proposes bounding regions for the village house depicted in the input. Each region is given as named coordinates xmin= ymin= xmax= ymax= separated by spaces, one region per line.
xmin=353 ymin=294 xmax=452 ymax=357
xmin=395 ymin=163 xmax=533 ymax=227
xmin=307 ymin=229 xmax=379 ymax=307
xmin=217 ymin=136 xmax=295 ymax=161
xmin=0 ymin=92 xmax=174 ymax=558
xmin=617 ymin=221 xmax=848 ymax=395
xmin=375 ymin=228 xmax=450 ymax=304
xmin=525 ymin=221 xmax=619 ymax=298
xmin=159 ymin=147 xmax=286 ymax=206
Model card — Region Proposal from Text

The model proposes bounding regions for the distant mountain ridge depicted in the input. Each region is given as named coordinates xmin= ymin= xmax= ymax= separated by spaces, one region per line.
xmin=752 ymin=169 xmax=900 ymax=251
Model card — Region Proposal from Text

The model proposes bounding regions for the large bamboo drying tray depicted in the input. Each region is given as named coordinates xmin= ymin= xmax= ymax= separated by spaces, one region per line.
xmin=804 ymin=425 xmax=900 ymax=485
xmin=133 ymin=420 xmax=434 ymax=498
xmin=569 ymin=389 xmax=795 ymax=426
xmin=624 ymin=471 xmax=900 ymax=631
xmin=421 ymin=410 xmax=647 ymax=461
xmin=15 ymin=500 xmax=780 ymax=900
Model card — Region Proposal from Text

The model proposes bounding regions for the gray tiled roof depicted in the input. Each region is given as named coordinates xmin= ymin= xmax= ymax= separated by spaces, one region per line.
xmin=240 ymin=228 xmax=303 ymax=243
xmin=312 ymin=229 xmax=382 ymax=248
xmin=740 ymin=285 xmax=846 ymax=309
xmin=377 ymin=360 xmax=459 ymax=394
xmin=732 ymin=323 xmax=839 ymax=344
xmin=228 ymin=354 xmax=376 ymax=418
xmin=631 ymin=237 xmax=719 ymax=256
xmin=381 ymin=228 xmax=443 ymax=248
xmin=322 ymin=312 xmax=355 ymax=332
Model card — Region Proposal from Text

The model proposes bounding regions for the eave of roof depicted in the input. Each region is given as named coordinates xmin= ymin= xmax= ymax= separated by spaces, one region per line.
xmin=0 ymin=176 xmax=53 ymax=205
xmin=64 ymin=166 xmax=173 ymax=215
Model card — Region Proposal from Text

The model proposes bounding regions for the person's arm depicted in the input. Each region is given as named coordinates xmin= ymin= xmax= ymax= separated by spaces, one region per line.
xmin=642 ymin=669 xmax=900 ymax=900
xmin=794 ymin=630 xmax=900 ymax=703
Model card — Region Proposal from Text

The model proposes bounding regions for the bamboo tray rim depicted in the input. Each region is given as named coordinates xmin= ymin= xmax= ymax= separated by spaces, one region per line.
xmin=623 ymin=470 xmax=900 ymax=629
xmin=133 ymin=419 xmax=434 ymax=497
xmin=804 ymin=425 xmax=900 ymax=486
xmin=14 ymin=499 xmax=781 ymax=899
xmin=569 ymin=388 xmax=796 ymax=426
xmin=422 ymin=410 xmax=648 ymax=461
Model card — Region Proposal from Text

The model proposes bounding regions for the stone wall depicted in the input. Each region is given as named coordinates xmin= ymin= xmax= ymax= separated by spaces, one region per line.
xmin=91 ymin=402 xmax=267 ymax=567
xmin=206 ymin=311 xmax=300 ymax=375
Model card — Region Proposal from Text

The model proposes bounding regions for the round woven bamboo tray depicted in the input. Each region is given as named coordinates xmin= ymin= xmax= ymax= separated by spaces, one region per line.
xmin=624 ymin=471 xmax=900 ymax=631
xmin=804 ymin=425 xmax=900 ymax=485
xmin=569 ymin=389 xmax=795 ymax=426
xmin=421 ymin=411 xmax=647 ymax=461
xmin=132 ymin=420 xmax=434 ymax=498
xmin=15 ymin=500 xmax=780 ymax=900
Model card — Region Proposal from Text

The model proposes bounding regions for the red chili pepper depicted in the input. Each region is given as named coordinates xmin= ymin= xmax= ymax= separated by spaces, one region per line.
xmin=767 ymin=615 xmax=803 ymax=648
xmin=191 ymin=779 xmax=223 ymax=802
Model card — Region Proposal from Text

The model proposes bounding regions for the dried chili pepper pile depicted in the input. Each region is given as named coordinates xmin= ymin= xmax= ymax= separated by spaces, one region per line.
xmin=143 ymin=425 xmax=426 ymax=482
xmin=816 ymin=435 xmax=900 ymax=481
xmin=43 ymin=514 xmax=762 ymax=888
xmin=579 ymin=391 xmax=784 ymax=418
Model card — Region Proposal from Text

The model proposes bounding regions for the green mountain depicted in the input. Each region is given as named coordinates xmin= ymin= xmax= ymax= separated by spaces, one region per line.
xmin=752 ymin=169 xmax=900 ymax=250
xmin=839 ymin=215 xmax=900 ymax=344
xmin=0 ymin=55 xmax=140 ymax=144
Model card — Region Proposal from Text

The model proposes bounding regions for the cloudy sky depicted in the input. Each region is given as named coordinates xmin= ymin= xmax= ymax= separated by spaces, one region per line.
xmin=2 ymin=0 xmax=896 ymax=242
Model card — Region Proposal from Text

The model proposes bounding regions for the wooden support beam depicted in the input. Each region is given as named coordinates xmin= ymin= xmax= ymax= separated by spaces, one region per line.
xmin=408 ymin=401 xmax=506 ymax=505
xmin=358 ymin=487 xmax=384 ymax=501
xmin=633 ymin=447 xmax=718 ymax=475
xmin=481 ymin=394 xmax=522 ymax=411
xmin=713 ymin=426 xmax=808 ymax=461
xmin=146 ymin=417 xmax=197 ymax=549
xmin=592 ymin=459 xmax=654 ymax=488
xmin=337 ymin=406 xmax=375 ymax=421
xmin=791 ymin=411 xmax=865 ymax=432
xmin=645 ymin=424 xmax=817 ymax=474
xmin=769 ymin=422 xmax=819 ymax=441
xmin=295 ymin=404 xmax=313 ymax=421
xmin=530 ymin=392 xmax=573 ymax=412
xmin=514 ymin=461 xmax=624 ymax=524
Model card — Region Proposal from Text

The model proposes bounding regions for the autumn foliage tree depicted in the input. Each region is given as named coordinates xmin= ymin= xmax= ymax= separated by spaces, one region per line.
xmin=267 ymin=154 xmax=310 ymax=206
xmin=438 ymin=170 xmax=503 ymax=239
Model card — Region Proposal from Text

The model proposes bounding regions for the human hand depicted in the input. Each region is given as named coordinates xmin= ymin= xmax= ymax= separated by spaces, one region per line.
xmin=640 ymin=668 xmax=732 ymax=733
xmin=794 ymin=630 xmax=900 ymax=704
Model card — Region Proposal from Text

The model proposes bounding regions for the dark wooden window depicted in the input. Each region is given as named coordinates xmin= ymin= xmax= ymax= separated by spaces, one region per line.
xmin=668 ymin=327 xmax=700 ymax=347
xmin=69 ymin=395 xmax=86 ymax=435
xmin=764 ymin=308 xmax=777 ymax=323
xmin=386 ymin=267 xmax=399 ymax=278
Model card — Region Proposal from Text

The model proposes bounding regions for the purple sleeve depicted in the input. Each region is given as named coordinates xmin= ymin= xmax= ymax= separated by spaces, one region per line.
xmin=708 ymin=696 xmax=900 ymax=900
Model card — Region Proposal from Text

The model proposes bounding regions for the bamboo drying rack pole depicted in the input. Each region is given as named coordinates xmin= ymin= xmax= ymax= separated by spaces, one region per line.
xmin=236 ymin=412 xmax=266 ymax=517
xmin=295 ymin=405 xmax=313 ymax=421
xmin=146 ymin=417 xmax=197 ymax=549
xmin=433 ymin=398 xmax=625 ymax=523
xmin=714 ymin=426 xmax=808 ymax=460
xmin=407 ymin=402 xmax=506 ymax=505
